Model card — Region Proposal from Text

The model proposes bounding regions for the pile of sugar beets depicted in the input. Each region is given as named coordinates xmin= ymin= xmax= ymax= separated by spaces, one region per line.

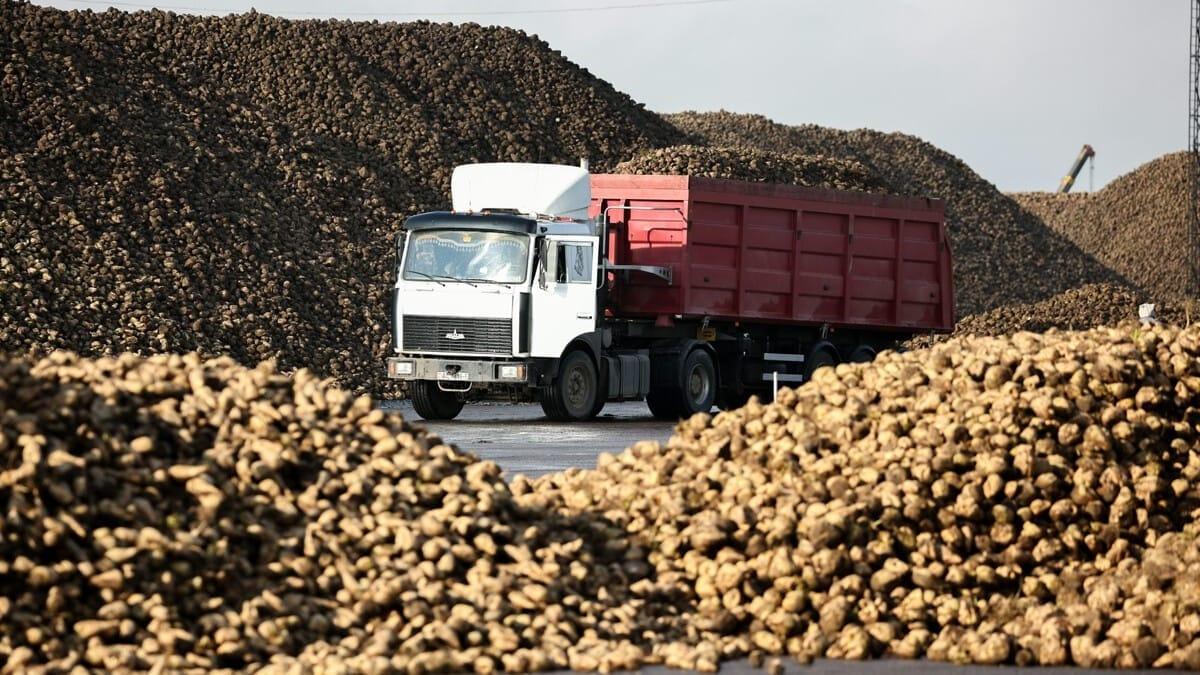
xmin=614 ymin=145 xmax=887 ymax=194
xmin=905 ymin=282 xmax=1198 ymax=350
xmin=3 ymin=321 xmax=1200 ymax=671
xmin=1013 ymin=152 xmax=1194 ymax=301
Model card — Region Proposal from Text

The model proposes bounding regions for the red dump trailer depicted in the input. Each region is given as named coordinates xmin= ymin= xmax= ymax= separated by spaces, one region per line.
xmin=586 ymin=173 xmax=954 ymax=414
xmin=590 ymin=174 xmax=954 ymax=332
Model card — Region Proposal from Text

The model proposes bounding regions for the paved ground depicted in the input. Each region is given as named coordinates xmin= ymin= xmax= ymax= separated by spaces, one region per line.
xmin=380 ymin=400 xmax=673 ymax=477
xmin=379 ymin=401 xmax=1155 ymax=675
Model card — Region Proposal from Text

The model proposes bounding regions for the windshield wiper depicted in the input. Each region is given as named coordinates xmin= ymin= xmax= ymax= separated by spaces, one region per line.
xmin=406 ymin=271 xmax=479 ymax=287
xmin=406 ymin=270 xmax=446 ymax=287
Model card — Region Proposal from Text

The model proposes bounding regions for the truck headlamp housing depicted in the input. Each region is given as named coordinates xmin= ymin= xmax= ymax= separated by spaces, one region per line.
xmin=497 ymin=364 xmax=526 ymax=380
xmin=389 ymin=360 xmax=414 ymax=377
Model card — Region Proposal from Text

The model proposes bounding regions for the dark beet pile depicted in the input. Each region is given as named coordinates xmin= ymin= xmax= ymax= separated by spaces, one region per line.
xmin=614 ymin=144 xmax=886 ymax=193
xmin=1013 ymin=152 xmax=1195 ymax=301
xmin=0 ymin=0 xmax=681 ymax=395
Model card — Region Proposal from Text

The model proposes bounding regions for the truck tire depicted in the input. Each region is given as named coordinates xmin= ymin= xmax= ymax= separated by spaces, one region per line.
xmin=645 ymin=389 xmax=679 ymax=420
xmin=589 ymin=359 xmax=608 ymax=418
xmin=540 ymin=350 xmax=599 ymax=421
xmin=716 ymin=389 xmax=752 ymax=411
xmin=410 ymin=381 xmax=465 ymax=420
xmin=647 ymin=348 xmax=717 ymax=419
xmin=588 ymin=390 xmax=607 ymax=418
xmin=679 ymin=349 xmax=717 ymax=416
xmin=803 ymin=345 xmax=839 ymax=382
xmin=848 ymin=345 xmax=877 ymax=363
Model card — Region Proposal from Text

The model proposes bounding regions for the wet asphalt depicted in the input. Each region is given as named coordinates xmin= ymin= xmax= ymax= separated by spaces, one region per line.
xmin=378 ymin=400 xmax=1159 ymax=675
xmin=379 ymin=400 xmax=673 ymax=477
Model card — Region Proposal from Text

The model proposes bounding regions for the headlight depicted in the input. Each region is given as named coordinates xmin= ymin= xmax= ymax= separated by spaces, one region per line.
xmin=389 ymin=360 xmax=414 ymax=377
xmin=498 ymin=364 xmax=526 ymax=380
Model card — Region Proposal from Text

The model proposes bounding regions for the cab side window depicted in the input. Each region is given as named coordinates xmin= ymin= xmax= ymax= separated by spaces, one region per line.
xmin=555 ymin=243 xmax=592 ymax=284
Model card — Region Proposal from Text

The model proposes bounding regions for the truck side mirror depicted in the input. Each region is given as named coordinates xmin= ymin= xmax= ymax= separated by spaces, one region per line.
xmin=555 ymin=243 xmax=569 ymax=284
xmin=394 ymin=231 xmax=407 ymax=275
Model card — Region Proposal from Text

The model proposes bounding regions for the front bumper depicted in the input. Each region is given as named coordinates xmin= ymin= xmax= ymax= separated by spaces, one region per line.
xmin=387 ymin=356 xmax=531 ymax=384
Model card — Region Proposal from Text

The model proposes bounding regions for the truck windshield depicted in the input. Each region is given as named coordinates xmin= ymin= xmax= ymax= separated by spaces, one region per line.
xmin=403 ymin=230 xmax=530 ymax=284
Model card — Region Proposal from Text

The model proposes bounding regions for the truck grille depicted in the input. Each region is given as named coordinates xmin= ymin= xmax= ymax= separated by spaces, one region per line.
xmin=402 ymin=316 xmax=512 ymax=355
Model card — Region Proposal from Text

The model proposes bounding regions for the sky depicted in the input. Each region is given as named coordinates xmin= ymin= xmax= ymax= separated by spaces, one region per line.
xmin=40 ymin=0 xmax=1190 ymax=192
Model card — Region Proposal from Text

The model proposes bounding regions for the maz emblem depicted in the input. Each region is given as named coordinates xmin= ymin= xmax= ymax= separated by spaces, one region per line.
xmin=445 ymin=329 xmax=466 ymax=341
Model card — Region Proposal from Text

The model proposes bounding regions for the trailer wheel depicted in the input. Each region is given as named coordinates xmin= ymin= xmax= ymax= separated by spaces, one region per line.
xmin=848 ymin=345 xmax=877 ymax=363
xmin=410 ymin=381 xmax=465 ymax=420
xmin=540 ymin=350 xmax=599 ymax=421
xmin=717 ymin=390 xmax=752 ymax=411
xmin=803 ymin=345 xmax=839 ymax=382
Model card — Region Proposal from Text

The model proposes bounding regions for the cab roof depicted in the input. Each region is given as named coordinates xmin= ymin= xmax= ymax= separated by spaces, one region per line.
xmin=403 ymin=211 xmax=537 ymax=234
xmin=403 ymin=211 xmax=594 ymax=236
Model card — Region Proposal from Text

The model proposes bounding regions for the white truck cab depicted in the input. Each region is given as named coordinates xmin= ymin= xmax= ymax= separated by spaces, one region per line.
xmin=387 ymin=162 xmax=637 ymax=420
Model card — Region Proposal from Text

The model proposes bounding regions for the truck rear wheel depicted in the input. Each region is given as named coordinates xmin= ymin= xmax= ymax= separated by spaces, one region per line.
xmin=803 ymin=345 xmax=839 ymax=382
xmin=647 ymin=348 xmax=717 ymax=420
xmin=410 ymin=381 xmax=465 ymax=421
xmin=540 ymin=350 xmax=599 ymax=421
xmin=645 ymin=390 xmax=679 ymax=420
xmin=681 ymin=349 xmax=717 ymax=416
xmin=717 ymin=390 xmax=753 ymax=411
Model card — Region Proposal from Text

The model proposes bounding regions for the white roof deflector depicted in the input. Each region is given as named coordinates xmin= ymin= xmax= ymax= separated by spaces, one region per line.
xmin=451 ymin=163 xmax=591 ymax=220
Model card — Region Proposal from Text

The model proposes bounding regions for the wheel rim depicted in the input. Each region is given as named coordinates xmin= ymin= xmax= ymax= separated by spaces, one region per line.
xmin=565 ymin=364 xmax=588 ymax=411
xmin=688 ymin=364 xmax=710 ymax=406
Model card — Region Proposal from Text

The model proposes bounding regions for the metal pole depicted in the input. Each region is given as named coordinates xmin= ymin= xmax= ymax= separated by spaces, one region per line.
xmin=1191 ymin=0 xmax=1200 ymax=297
xmin=772 ymin=371 xmax=778 ymax=402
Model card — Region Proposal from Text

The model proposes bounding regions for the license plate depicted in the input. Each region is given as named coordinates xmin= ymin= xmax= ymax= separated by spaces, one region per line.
xmin=437 ymin=371 xmax=469 ymax=381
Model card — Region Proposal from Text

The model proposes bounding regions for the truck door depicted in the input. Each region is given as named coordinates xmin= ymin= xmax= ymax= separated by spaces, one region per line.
xmin=531 ymin=235 xmax=598 ymax=358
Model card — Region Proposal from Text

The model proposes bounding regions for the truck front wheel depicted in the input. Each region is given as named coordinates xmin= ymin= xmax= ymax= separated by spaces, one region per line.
xmin=540 ymin=350 xmax=599 ymax=421
xmin=410 ymin=381 xmax=465 ymax=421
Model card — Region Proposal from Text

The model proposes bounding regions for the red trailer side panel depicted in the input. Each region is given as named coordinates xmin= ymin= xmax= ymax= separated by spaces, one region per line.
xmin=589 ymin=175 xmax=954 ymax=333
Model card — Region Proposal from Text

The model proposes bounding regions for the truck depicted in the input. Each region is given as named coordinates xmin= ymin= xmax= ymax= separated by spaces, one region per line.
xmin=387 ymin=162 xmax=954 ymax=421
